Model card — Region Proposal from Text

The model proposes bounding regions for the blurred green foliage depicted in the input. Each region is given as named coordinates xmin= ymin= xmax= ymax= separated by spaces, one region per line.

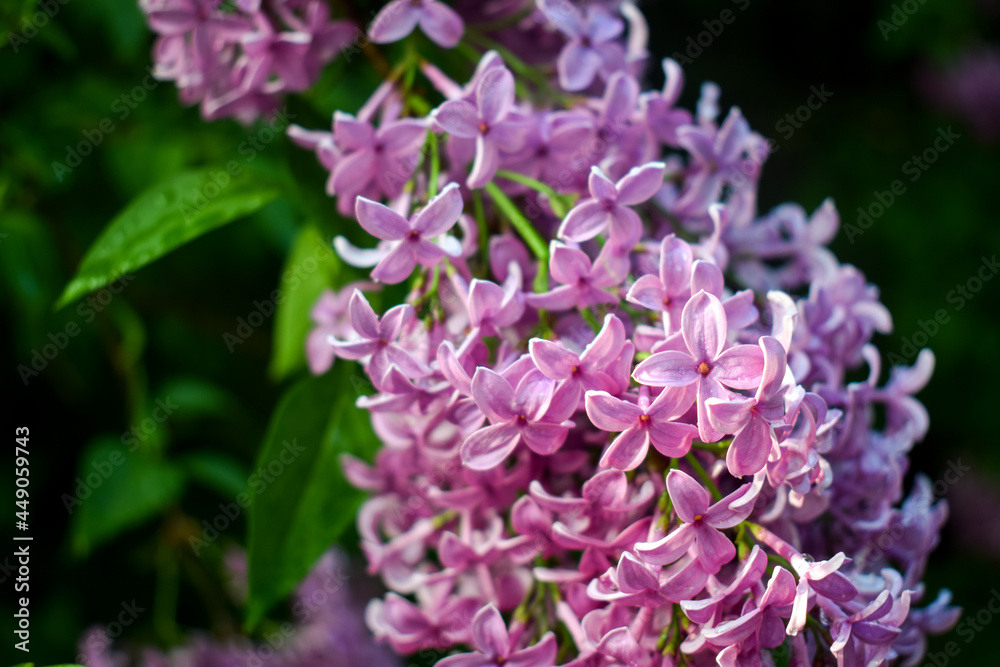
xmin=1 ymin=0 xmax=998 ymax=665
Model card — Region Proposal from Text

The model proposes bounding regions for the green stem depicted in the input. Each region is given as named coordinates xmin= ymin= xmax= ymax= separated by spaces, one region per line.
xmin=692 ymin=437 xmax=732 ymax=456
xmin=580 ymin=307 xmax=601 ymax=333
xmin=427 ymin=132 xmax=440 ymax=199
xmin=684 ymin=451 xmax=722 ymax=502
xmin=484 ymin=182 xmax=548 ymax=261
xmin=495 ymin=169 xmax=572 ymax=218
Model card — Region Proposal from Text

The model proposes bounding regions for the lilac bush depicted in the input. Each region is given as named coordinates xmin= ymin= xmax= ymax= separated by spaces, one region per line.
xmin=112 ymin=0 xmax=959 ymax=665
xmin=296 ymin=4 xmax=957 ymax=666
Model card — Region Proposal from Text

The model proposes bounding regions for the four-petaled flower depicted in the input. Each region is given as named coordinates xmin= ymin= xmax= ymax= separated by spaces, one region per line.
xmin=635 ymin=469 xmax=762 ymax=574
xmin=559 ymin=163 xmax=665 ymax=245
xmin=437 ymin=604 xmax=557 ymax=667
xmin=585 ymin=385 xmax=699 ymax=470
xmin=434 ymin=67 xmax=528 ymax=189
xmin=461 ymin=368 xmax=573 ymax=470
xmin=633 ymin=290 xmax=765 ymax=442
xmin=355 ymin=182 xmax=464 ymax=284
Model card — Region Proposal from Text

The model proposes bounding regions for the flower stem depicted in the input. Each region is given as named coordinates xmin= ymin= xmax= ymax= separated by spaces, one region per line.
xmin=495 ymin=169 xmax=573 ymax=218
xmin=484 ymin=182 xmax=549 ymax=262
xmin=684 ymin=451 xmax=722 ymax=502
xmin=427 ymin=132 xmax=440 ymax=199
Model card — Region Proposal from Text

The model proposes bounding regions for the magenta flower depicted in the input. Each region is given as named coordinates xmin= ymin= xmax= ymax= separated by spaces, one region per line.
xmin=641 ymin=58 xmax=692 ymax=146
xmin=355 ymin=182 xmax=464 ymax=284
xmin=703 ymin=566 xmax=796 ymax=661
xmin=588 ymin=551 xmax=709 ymax=608
xmin=527 ymin=241 xmax=620 ymax=311
xmin=368 ymin=0 xmax=464 ymax=49
xmin=538 ymin=0 xmax=626 ymax=91
xmin=437 ymin=604 xmax=556 ymax=667
xmin=585 ymin=384 xmax=699 ymax=470
xmin=460 ymin=368 xmax=573 ymax=470
xmin=635 ymin=469 xmax=762 ymax=574
xmin=706 ymin=336 xmax=788 ymax=478
xmin=434 ymin=67 xmax=527 ymax=189
xmin=633 ymin=290 xmax=765 ymax=442
xmin=626 ymin=234 xmax=693 ymax=332
xmin=329 ymin=290 xmax=428 ymax=386
xmin=558 ymin=162 xmax=665 ymax=245
xmin=306 ymin=281 xmax=379 ymax=375
xmin=330 ymin=112 xmax=428 ymax=211
xmin=529 ymin=314 xmax=629 ymax=408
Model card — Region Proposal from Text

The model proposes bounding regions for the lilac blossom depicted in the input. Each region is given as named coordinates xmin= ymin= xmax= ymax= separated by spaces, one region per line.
xmin=633 ymin=290 xmax=765 ymax=442
xmin=538 ymin=0 xmax=627 ymax=91
xmin=354 ymin=182 xmax=464 ymax=284
xmin=585 ymin=385 xmax=699 ymax=470
xmin=558 ymin=162 xmax=665 ymax=244
xmin=434 ymin=66 xmax=528 ymax=189
xmin=369 ymin=0 xmax=465 ymax=49
xmin=119 ymin=4 xmax=963 ymax=663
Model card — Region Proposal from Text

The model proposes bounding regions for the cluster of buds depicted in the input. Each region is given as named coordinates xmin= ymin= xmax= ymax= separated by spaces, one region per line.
xmin=291 ymin=2 xmax=960 ymax=665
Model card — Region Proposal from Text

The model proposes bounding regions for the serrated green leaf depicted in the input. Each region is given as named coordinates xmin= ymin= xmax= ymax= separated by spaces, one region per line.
xmin=245 ymin=362 xmax=377 ymax=628
xmin=268 ymin=224 xmax=341 ymax=380
xmin=70 ymin=437 xmax=184 ymax=557
xmin=57 ymin=166 xmax=286 ymax=308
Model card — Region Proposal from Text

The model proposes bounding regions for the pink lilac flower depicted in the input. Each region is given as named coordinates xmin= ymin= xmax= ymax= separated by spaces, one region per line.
xmin=437 ymin=604 xmax=556 ymax=667
xmin=434 ymin=67 xmax=528 ymax=189
xmin=706 ymin=335 xmax=789 ymax=478
xmin=558 ymin=162 xmax=665 ymax=245
xmin=460 ymin=367 xmax=573 ymax=470
xmin=355 ymin=182 xmax=464 ymax=284
xmin=538 ymin=0 xmax=626 ymax=91
xmin=633 ymin=290 xmax=765 ymax=442
xmin=585 ymin=385 xmax=698 ymax=470
xmin=369 ymin=0 xmax=465 ymax=49
xmin=635 ymin=469 xmax=762 ymax=574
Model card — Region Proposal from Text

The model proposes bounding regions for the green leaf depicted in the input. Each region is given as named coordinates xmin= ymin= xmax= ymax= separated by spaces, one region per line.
xmin=70 ymin=437 xmax=184 ymax=557
xmin=245 ymin=362 xmax=377 ymax=628
xmin=180 ymin=451 xmax=249 ymax=499
xmin=56 ymin=166 xmax=286 ymax=308
xmin=268 ymin=224 xmax=341 ymax=380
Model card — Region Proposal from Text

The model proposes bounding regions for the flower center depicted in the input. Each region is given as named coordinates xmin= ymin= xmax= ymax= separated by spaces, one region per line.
xmin=693 ymin=514 xmax=703 ymax=523
xmin=516 ymin=414 xmax=528 ymax=426
xmin=407 ymin=229 xmax=420 ymax=241
xmin=697 ymin=362 xmax=711 ymax=376
xmin=478 ymin=122 xmax=490 ymax=135
xmin=639 ymin=414 xmax=651 ymax=424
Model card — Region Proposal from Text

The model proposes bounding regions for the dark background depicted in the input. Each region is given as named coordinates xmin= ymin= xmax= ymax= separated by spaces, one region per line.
xmin=1 ymin=0 xmax=998 ymax=664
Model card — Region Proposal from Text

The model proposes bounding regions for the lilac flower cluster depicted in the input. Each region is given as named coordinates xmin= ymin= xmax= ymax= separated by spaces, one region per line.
xmin=77 ymin=550 xmax=399 ymax=667
xmin=291 ymin=2 xmax=960 ymax=665
xmin=138 ymin=0 xmax=355 ymax=122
